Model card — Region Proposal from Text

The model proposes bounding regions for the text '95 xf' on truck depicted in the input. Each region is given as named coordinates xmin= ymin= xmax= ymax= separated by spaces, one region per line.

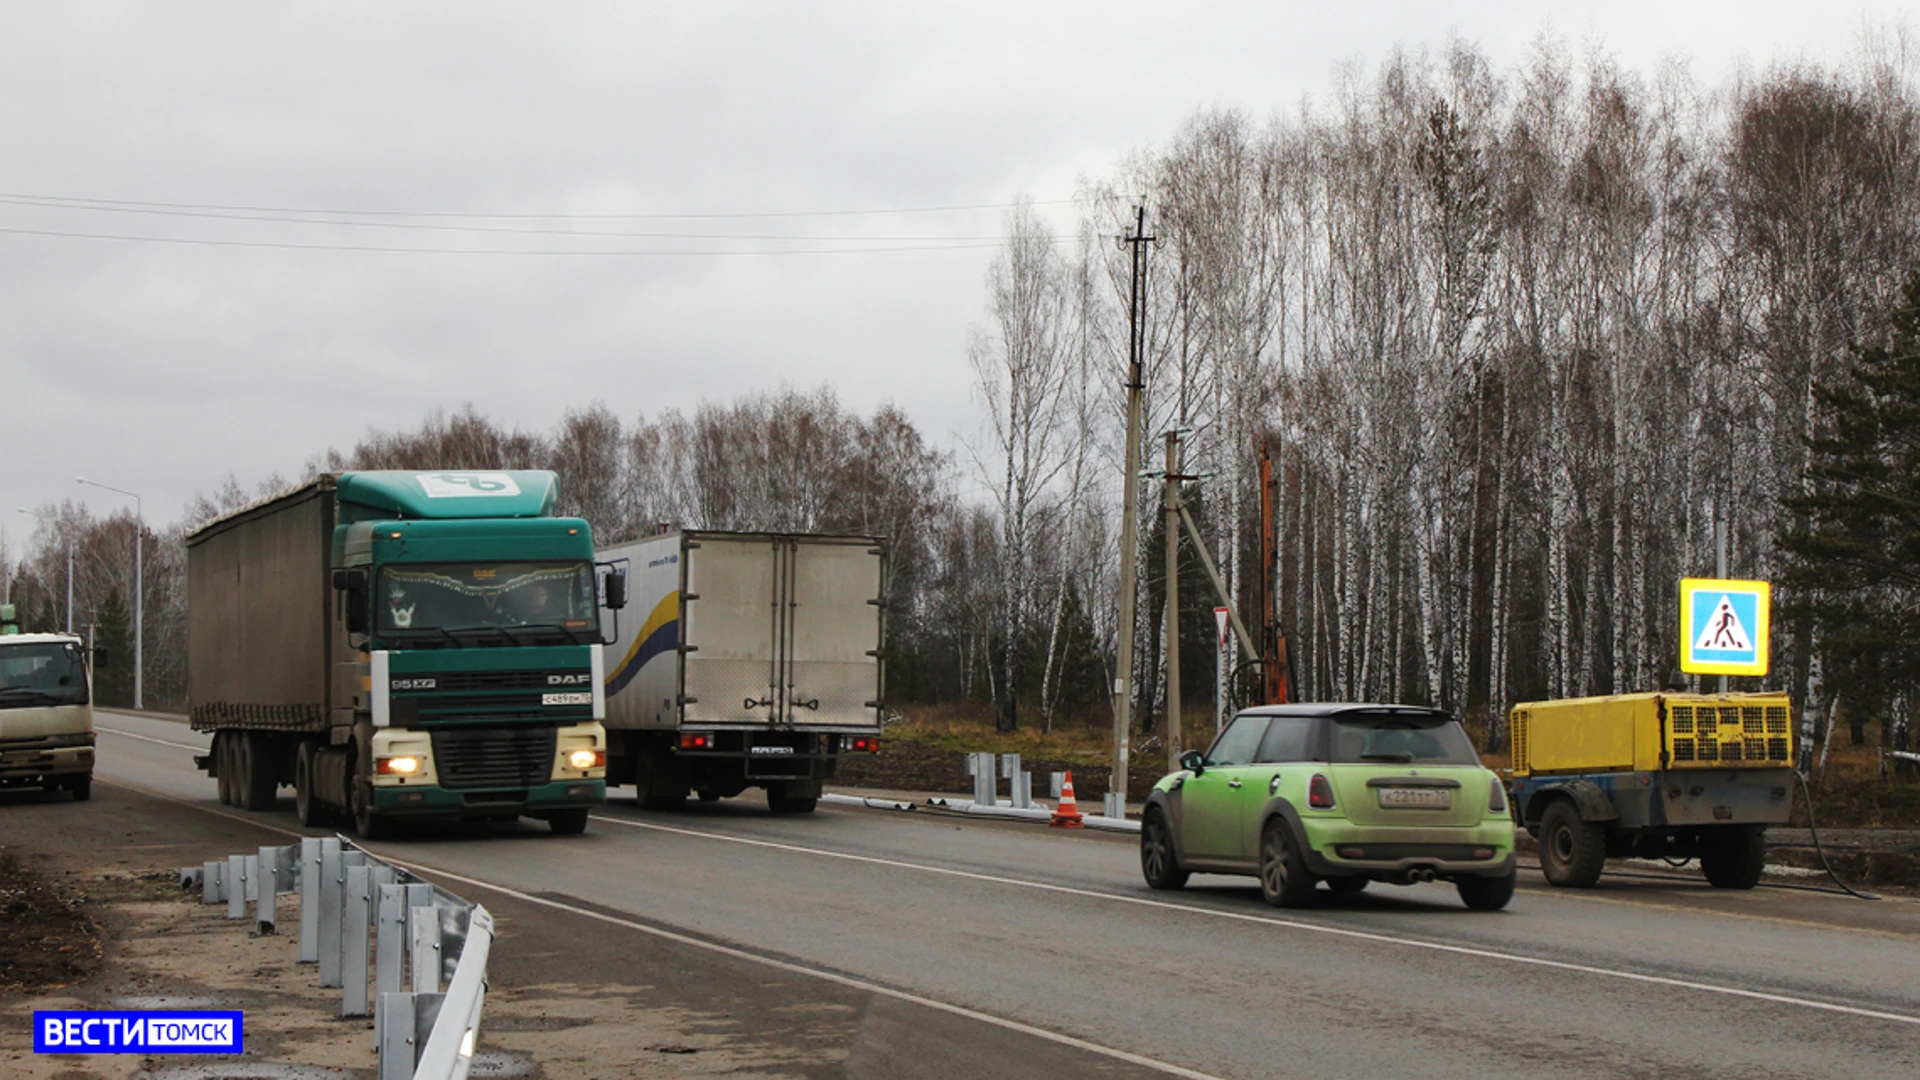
xmin=187 ymin=470 xmax=627 ymax=838
xmin=596 ymin=531 xmax=885 ymax=814
xmin=0 ymin=611 xmax=101 ymax=802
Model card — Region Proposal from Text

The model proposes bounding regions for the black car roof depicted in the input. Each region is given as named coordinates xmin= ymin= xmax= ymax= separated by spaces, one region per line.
xmin=1234 ymin=703 xmax=1454 ymax=721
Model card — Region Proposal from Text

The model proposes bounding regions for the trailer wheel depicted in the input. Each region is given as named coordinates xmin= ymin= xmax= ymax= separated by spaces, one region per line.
xmin=238 ymin=732 xmax=278 ymax=811
xmin=214 ymin=732 xmax=235 ymax=805
xmin=546 ymin=809 xmax=589 ymax=835
xmin=1701 ymin=825 xmax=1767 ymax=889
xmin=1539 ymin=800 xmax=1606 ymax=888
xmin=767 ymin=793 xmax=818 ymax=814
xmin=294 ymin=742 xmax=322 ymax=826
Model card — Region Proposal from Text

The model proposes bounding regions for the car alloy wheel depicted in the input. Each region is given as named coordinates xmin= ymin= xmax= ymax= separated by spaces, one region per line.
xmin=1259 ymin=820 xmax=1315 ymax=907
xmin=1140 ymin=810 xmax=1189 ymax=890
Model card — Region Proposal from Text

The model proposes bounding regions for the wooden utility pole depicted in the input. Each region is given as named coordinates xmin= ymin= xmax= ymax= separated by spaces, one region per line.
xmin=1111 ymin=205 xmax=1153 ymax=818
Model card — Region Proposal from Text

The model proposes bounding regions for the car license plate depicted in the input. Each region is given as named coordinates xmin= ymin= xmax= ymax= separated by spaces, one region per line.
xmin=1377 ymin=787 xmax=1451 ymax=809
xmin=542 ymin=692 xmax=593 ymax=706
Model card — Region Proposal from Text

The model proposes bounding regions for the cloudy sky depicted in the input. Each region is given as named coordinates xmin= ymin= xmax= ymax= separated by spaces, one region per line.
xmin=0 ymin=1 xmax=1904 ymax=539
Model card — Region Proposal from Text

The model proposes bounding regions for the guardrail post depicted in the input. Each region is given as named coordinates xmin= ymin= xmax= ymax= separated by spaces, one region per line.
xmin=410 ymin=903 xmax=442 ymax=994
xmin=318 ymin=844 xmax=345 ymax=987
xmin=413 ymin=906 xmax=491 ymax=1080
xmin=256 ymin=845 xmax=279 ymax=935
xmin=202 ymin=859 xmax=222 ymax=905
xmin=1014 ymin=769 xmax=1033 ymax=810
xmin=343 ymin=863 xmax=373 ymax=1017
xmin=1050 ymin=771 xmax=1065 ymax=798
xmin=969 ymin=752 xmax=996 ymax=805
xmin=299 ymin=838 xmax=325 ymax=963
xmin=227 ymin=855 xmax=248 ymax=919
xmin=374 ymin=883 xmax=407 ymax=1048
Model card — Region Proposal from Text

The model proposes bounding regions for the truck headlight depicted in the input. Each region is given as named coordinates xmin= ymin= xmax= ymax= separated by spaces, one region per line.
xmin=377 ymin=756 xmax=421 ymax=776
xmin=568 ymin=749 xmax=601 ymax=770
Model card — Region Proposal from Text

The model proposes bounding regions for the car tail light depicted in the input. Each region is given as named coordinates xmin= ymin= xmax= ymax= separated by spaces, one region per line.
xmin=679 ymin=733 xmax=711 ymax=750
xmin=1489 ymin=780 xmax=1508 ymax=814
xmin=1336 ymin=846 xmax=1367 ymax=859
xmin=1308 ymin=773 xmax=1336 ymax=809
xmin=1473 ymin=848 xmax=1496 ymax=860
xmin=846 ymin=736 xmax=879 ymax=753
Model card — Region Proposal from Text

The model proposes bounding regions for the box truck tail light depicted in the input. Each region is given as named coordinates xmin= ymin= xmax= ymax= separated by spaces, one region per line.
xmin=376 ymin=756 xmax=421 ymax=775
xmin=679 ymin=733 xmax=711 ymax=750
xmin=1489 ymin=780 xmax=1508 ymax=814
xmin=1307 ymin=773 xmax=1337 ymax=809
xmin=568 ymin=749 xmax=604 ymax=770
xmin=847 ymin=736 xmax=879 ymax=753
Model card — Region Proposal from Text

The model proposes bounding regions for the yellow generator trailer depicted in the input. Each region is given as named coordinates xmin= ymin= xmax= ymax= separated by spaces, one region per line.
xmin=1508 ymin=692 xmax=1794 ymax=889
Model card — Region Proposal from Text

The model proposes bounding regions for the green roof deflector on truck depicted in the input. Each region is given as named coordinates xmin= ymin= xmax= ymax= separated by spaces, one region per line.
xmin=335 ymin=471 xmax=558 ymax=522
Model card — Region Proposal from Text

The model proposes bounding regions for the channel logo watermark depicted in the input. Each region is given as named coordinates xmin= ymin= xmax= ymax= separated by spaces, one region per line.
xmin=34 ymin=1010 xmax=244 ymax=1054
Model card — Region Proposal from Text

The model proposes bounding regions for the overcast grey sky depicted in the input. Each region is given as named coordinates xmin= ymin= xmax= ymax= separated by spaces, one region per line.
xmin=0 ymin=1 xmax=1905 ymax=538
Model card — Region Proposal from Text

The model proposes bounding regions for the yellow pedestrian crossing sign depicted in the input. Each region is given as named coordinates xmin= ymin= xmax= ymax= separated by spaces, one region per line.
xmin=1679 ymin=578 xmax=1770 ymax=676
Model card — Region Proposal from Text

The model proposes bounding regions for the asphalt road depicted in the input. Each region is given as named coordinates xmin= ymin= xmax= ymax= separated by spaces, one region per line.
xmin=85 ymin=711 xmax=1920 ymax=1079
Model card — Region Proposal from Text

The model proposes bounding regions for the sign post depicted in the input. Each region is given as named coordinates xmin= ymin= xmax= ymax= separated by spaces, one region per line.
xmin=1678 ymin=578 xmax=1771 ymax=679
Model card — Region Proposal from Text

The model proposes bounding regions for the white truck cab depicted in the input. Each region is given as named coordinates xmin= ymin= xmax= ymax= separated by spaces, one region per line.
xmin=0 ymin=614 xmax=98 ymax=801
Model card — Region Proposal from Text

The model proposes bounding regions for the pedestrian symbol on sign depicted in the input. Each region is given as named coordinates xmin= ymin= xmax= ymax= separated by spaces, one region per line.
xmin=1695 ymin=595 xmax=1752 ymax=652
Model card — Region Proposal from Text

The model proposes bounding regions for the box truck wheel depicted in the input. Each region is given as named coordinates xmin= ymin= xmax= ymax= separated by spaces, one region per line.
xmin=214 ymin=732 xmax=235 ymax=806
xmin=64 ymin=774 xmax=92 ymax=802
xmin=1700 ymin=825 xmax=1767 ymax=889
xmin=767 ymin=781 xmax=819 ymax=815
xmin=1539 ymin=800 xmax=1606 ymax=887
xmin=239 ymin=732 xmax=278 ymax=811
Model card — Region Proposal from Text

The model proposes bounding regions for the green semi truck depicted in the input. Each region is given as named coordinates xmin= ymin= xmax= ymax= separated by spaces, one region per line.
xmin=187 ymin=470 xmax=622 ymax=838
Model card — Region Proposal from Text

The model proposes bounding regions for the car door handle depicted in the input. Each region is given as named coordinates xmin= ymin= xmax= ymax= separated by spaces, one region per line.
xmin=1227 ymin=780 xmax=1243 ymax=788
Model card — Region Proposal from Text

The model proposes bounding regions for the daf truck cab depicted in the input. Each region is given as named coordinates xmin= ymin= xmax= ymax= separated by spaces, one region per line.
xmin=0 ymin=615 xmax=98 ymax=801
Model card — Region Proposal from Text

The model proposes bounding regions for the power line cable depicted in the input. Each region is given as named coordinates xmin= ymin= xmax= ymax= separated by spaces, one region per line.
xmin=0 ymin=190 xmax=1084 ymax=221
xmin=0 ymin=224 xmax=1031 ymax=256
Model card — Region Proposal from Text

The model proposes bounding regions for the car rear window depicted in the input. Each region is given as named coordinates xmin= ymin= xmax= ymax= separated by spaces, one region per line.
xmin=1328 ymin=714 xmax=1479 ymax=765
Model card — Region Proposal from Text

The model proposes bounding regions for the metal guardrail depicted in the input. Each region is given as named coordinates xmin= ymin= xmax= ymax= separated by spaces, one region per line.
xmin=181 ymin=837 xmax=493 ymax=1080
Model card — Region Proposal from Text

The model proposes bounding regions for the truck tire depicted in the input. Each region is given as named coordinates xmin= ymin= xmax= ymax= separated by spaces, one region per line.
xmin=1258 ymin=819 xmax=1316 ymax=908
xmin=1701 ymin=825 xmax=1767 ymax=889
xmin=1457 ymin=868 xmax=1516 ymax=910
xmin=65 ymin=774 xmax=92 ymax=802
xmin=1139 ymin=808 xmax=1189 ymax=890
xmin=546 ymin=809 xmax=589 ymax=835
xmin=767 ymin=793 xmax=818 ymax=814
xmin=239 ymin=732 xmax=278 ymax=811
xmin=351 ymin=770 xmax=391 ymax=840
xmin=1539 ymin=800 xmax=1606 ymax=888
xmin=634 ymin=770 xmax=686 ymax=812
xmin=215 ymin=732 xmax=234 ymax=806
xmin=294 ymin=742 xmax=323 ymax=826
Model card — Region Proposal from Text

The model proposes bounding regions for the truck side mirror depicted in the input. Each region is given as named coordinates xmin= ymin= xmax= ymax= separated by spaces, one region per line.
xmin=335 ymin=568 xmax=369 ymax=635
xmin=92 ymin=647 xmax=110 ymax=668
xmin=604 ymin=572 xmax=628 ymax=611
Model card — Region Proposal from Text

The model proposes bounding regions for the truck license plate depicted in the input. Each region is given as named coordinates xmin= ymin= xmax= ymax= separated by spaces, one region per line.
xmin=542 ymin=692 xmax=593 ymax=705
xmin=1377 ymin=787 xmax=1451 ymax=809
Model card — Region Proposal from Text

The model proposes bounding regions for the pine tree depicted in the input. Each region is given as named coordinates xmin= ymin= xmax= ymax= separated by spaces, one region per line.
xmin=1781 ymin=269 xmax=1920 ymax=756
xmin=94 ymin=587 xmax=134 ymax=708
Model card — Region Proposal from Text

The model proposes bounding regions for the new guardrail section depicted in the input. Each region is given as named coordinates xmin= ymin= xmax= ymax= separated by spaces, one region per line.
xmin=181 ymin=837 xmax=493 ymax=1080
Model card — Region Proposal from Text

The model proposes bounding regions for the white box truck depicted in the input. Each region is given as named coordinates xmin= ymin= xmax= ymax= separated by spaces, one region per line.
xmin=0 ymin=617 xmax=98 ymax=801
xmin=597 ymin=531 xmax=884 ymax=813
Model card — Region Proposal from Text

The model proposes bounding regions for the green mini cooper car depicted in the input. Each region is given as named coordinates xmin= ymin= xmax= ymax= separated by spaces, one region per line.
xmin=1140 ymin=704 xmax=1517 ymax=910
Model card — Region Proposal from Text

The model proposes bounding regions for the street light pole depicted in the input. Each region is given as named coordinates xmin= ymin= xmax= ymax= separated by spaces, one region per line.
xmin=16 ymin=508 xmax=74 ymax=634
xmin=77 ymin=478 xmax=143 ymax=709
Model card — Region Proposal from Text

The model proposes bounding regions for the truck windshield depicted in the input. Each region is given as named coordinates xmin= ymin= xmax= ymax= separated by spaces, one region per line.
xmin=377 ymin=562 xmax=599 ymax=646
xmin=0 ymin=642 xmax=90 ymax=707
xmin=1328 ymin=713 xmax=1480 ymax=766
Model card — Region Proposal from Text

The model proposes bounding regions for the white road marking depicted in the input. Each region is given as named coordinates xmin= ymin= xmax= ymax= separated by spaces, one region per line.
xmin=87 ymin=776 xmax=1223 ymax=1080
xmin=96 ymin=726 xmax=206 ymax=752
xmin=591 ymin=813 xmax=1920 ymax=1028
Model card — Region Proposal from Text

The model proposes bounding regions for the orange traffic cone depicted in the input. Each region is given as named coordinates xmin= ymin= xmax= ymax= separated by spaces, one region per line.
xmin=1050 ymin=770 xmax=1085 ymax=828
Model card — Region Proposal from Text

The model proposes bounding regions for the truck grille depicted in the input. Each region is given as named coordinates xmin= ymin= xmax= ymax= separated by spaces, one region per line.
xmin=427 ymin=669 xmax=590 ymax=692
xmin=430 ymin=727 xmax=555 ymax=790
xmin=1510 ymin=711 xmax=1529 ymax=774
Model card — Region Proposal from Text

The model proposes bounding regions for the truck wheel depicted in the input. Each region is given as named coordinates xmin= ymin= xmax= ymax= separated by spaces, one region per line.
xmin=767 ymin=793 xmax=818 ymax=814
xmin=294 ymin=742 xmax=322 ymax=826
xmin=351 ymin=773 xmax=391 ymax=840
xmin=1258 ymin=820 xmax=1316 ymax=908
xmin=214 ymin=733 xmax=234 ymax=805
xmin=239 ymin=733 xmax=278 ymax=811
xmin=65 ymin=774 xmax=93 ymax=802
xmin=633 ymin=768 xmax=686 ymax=811
xmin=1140 ymin=808 xmax=1189 ymax=890
xmin=1457 ymin=868 xmax=1516 ymax=911
xmin=1539 ymin=801 xmax=1606 ymax=888
xmin=546 ymin=809 xmax=589 ymax=835
xmin=1701 ymin=825 xmax=1767 ymax=889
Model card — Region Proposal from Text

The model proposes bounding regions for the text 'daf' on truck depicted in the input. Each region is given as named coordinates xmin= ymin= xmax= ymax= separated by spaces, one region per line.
xmin=596 ymin=531 xmax=885 ymax=814
xmin=1508 ymin=692 xmax=1794 ymax=889
xmin=186 ymin=471 xmax=629 ymax=838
